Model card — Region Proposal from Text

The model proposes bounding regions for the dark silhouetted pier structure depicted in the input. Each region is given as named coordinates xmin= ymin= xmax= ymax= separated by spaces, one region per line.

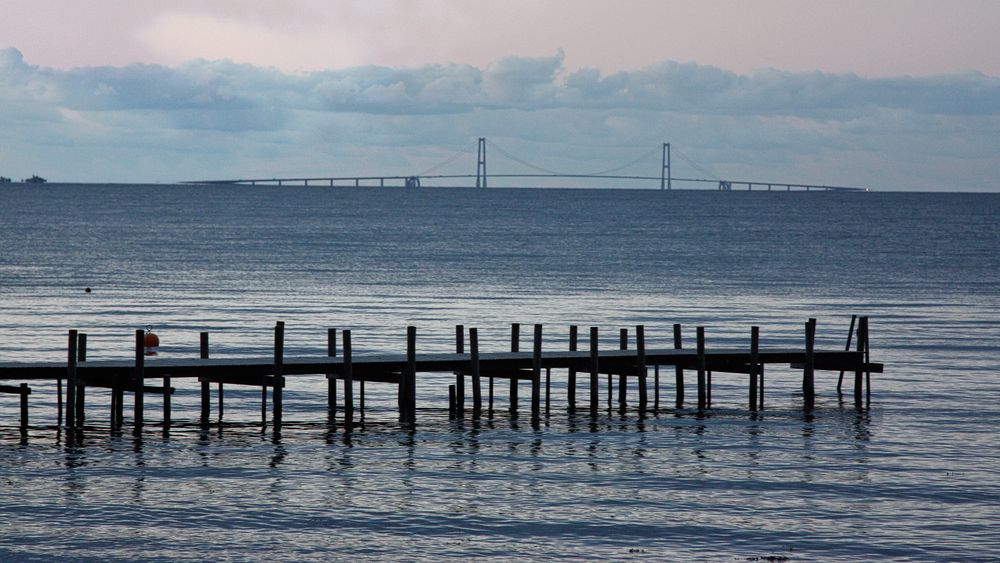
xmin=0 ymin=318 xmax=879 ymax=432
xmin=185 ymin=140 xmax=868 ymax=192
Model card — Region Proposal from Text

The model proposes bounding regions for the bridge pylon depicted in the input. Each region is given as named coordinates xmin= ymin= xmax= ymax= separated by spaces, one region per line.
xmin=660 ymin=142 xmax=671 ymax=190
xmin=476 ymin=137 xmax=487 ymax=188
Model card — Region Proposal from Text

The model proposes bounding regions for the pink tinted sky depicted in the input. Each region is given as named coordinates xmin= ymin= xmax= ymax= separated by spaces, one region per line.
xmin=3 ymin=0 xmax=999 ymax=76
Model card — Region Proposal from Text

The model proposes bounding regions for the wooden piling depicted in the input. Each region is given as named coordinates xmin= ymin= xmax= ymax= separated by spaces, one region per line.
xmin=163 ymin=375 xmax=171 ymax=427
xmin=133 ymin=329 xmax=144 ymax=433
xmin=531 ymin=324 xmax=542 ymax=421
xmin=509 ymin=323 xmax=519 ymax=415
xmin=636 ymin=325 xmax=647 ymax=412
xmin=618 ymin=328 xmax=628 ymax=410
xmin=696 ymin=327 xmax=706 ymax=409
xmin=750 ymin=326 xmax=759 ymax=410
xmin=405 ymin=326 xmax=417 ymax=422
xmin=455 ymin=324 xmax=465 ymax=416
xmin=200 ymin=332 xmax=210 ymax=427
xmin=673 ymin=324 xmax=684 ymax=408
xmin=448 ymin=385 xmax=456 ymax=418
xmin=66 ymin=330 xmax=77 ymax=429
xmin=804 ymin=318 xmax=816 ymax=407
xmin=567 ymin=325 xmax=578 ymax=410
xmin=470 ymin=328 xmax=482 ymax=415
xmin=837 ymin=315 xmax=857 ymax=393
xmin=343 ymin=329 xmax=354 ymax=420
xmin=75 ymin=333 xmax=86 ymax=425
xmin=589 ymin=327 xmax=599 ymax=415
xmin=327 ymin=328 xmax=337 ymax=413
xmin=19 ymin=384 xmax=29 ymax=430
xmin=273 ymin=321 xmax=284 ymax=426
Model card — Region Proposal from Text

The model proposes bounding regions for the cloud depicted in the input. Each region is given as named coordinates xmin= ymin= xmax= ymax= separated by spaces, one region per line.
xmin=1 ymin=46 xmax=998 ymax=189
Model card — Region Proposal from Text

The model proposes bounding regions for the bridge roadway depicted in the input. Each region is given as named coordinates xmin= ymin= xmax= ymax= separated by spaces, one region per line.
xmin=184 ymin=173 xmax=868 ymax=192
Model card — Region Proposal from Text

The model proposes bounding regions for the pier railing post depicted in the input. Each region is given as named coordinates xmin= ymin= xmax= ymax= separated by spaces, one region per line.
xmin=133 ymin=329 xmax=144 ymax=434
xmin=200 ymin=332 xmax=210 ymax=427
xmin=509 ymin=323 xmax=520 ymax=415
xmin=470 ymin=328 xmax=482 ymax=416
xmin=618 ymin=328 xmax=628 ymax=410
xmin=455 ymin=325 xmax=465 ymax=417
xmin=66 ymin=330 xmax=78 ymax=429
xmin=405 ymin=326 xmax=417 ymax=423
xmin=837 ymin=315 xmax=857 ymax=394
xmin=696 ymin=327 xmax=706 ymax=410
xmin=343 ymin=329 xmax=354 ymax=421
xmin=673 ymin=324 xmax=684 ymax=408
xmin=567 ymin=325 xmax=578 ymax=411
xmin=589 ymin=327 xmax=599 ymax=416
xmin=636 ymin=325 xmax=647 ymax=413
xmin=750 ymin=326 xmax=759 ymax=410
xmin=327 ymin=328 xmax=337 ymax=414
xmin=531 ymin=324 xmax=542 ymax=421
xmin=804 ymin=318 xmax=816 ymax=408
xmin=273 ymin=321 xmax=284 ymax=426
xmin=75 ymin=333 xmax=87 ymax=426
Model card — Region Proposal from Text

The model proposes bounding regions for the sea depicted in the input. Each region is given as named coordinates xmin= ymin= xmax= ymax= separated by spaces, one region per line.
xmin=1 ymin=184 xmax=998 ymax=561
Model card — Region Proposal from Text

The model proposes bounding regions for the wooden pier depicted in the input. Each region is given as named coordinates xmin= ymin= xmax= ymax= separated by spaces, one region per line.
xmin=0 ymin=318 xmax=880 ymax=432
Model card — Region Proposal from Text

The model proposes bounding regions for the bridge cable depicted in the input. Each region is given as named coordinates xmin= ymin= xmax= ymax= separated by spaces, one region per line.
xmin=416 ymin=146 xmax=474 ymax=177
xmin=487 ymin=139 xmax=662 ymax=178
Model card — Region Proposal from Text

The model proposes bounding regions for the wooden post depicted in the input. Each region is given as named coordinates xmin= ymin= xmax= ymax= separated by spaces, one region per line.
xmin=273 ymin=321 xmax=284 ymax=426
xmin=19 ymin=384 xmax=29 ymax=430
xmin=200 ymin=332 xmax=210 ymax=427
xmin=531 ymin=324 xmax=542 ymax=421
xmin=448 ymin=385 xmax=456 ymax=418
xmin=75 ymin=333 xmax=86 ymax=425
xmin=455 ymin=324 xmax=465 ymax=417
xmin=163 ymin=375 xmax=171 ymax=427
xmin=696 ymin=326 xmax=706 ymax=410
xmin=750 ymin=326 xmax=759 ymax=410
xmin=509 ymin=323 xmax=520 ymax=415
xmin=470 ymin=328 xmax=482 ymax=415
xmin=589 ymin=327 xmax=599 ymax=416
xmin=327 ymin=328 xmax=337 ymax=414
xmin=862 ymin=316 xmax=871 ymax=403
xmin=636 ymin=325 xmax=647 ymax=412
xmin=66 ymin=330 xmax=77 ymax=429
xmin=707 ymin=370 xmax=712 ymax=405
xmin=405 ymin=326 xmax=417 ymax=423
xmin=654 ymin=365 xmax=660 ymax=411
xmin=618 ymin=328 xmax=628 ymax=410
xmin=673 ymin=324 xmax=684 ymax=408
xmin=343 ymin=329 xmax=354 ymax=421
xmin=567 ymin=325 xmax=578 ymax=410
xmin=133 ymin=329 xmax=144 ymax=433
xmin=804 ymin=318 xmax=816 ymax=408
xmin=759 ymin=364 xmax=765 ymax=410
xmin=837 ymin=315 xmax=857 ymax=393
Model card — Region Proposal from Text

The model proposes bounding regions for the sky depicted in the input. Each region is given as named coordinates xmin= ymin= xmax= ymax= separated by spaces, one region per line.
xmin=2 ymin=0 xmax=999 ymax=190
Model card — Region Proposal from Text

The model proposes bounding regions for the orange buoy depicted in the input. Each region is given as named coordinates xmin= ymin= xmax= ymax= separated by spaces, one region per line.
xmin=144 ymin=326 xmax=160 ymax=356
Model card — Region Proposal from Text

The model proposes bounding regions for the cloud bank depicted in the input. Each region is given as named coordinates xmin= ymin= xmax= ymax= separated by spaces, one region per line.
xmin=2 ymin=47 xmax=998 ymax=189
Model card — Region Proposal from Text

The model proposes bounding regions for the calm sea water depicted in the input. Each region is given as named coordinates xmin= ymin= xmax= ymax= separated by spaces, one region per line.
xmin=1 ymin=185 xmax=999 ymax=561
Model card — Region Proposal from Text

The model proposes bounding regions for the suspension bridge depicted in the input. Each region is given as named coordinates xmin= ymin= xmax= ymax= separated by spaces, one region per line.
xmin=185 ymin=139 xmax=868 ymax=192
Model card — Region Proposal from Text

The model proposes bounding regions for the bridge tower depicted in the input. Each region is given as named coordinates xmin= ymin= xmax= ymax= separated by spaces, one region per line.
xmin=660 ymin=143 xmax=671 ymax=190
xmin=476 ymin=137 xmax=487 ymax=188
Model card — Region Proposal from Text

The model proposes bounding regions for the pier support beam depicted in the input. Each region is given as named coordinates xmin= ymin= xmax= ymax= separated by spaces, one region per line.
xmin=200 ymin=332 xmax=210 ymax=427
xmin=273 ymin=321 xmax=284 ymax=426
xmin=803 ymin=318 xmax=816 ymax=408
xmin=343 ymin=330 xmax=354 ymax=421
xmin=696 ymin=327 xmax=706 ymax=410
xmin=636 ymin=325 xmax=648 ymax=413
xmin=674 ymin=324 xmax=684 ymax=408
xmin=455 ymin=325 xmax=465 ymax=417
xmin=567 ymin=325 xmax=578 ymax=411
xmin=133 ymin=329 xmax=145 ymax=434
xmin=470 ymin=328 xmax=482 ymax=416
xmin=509 ymin=323 xmax=520 ymax=415
xmin=618 ymin=328 xmax=628 ymax=410
xmin=531 ymin=324 xmax=542 ymax=422
xmin=326 ymin=328 xmax=337 ymax=414
xmin=750 ymin=326 xmax=759 ymax=410
xmin=589 ymin=327 xmax=599 ymax=416
xmin=66 ymin=330 xmax=78 ymax=429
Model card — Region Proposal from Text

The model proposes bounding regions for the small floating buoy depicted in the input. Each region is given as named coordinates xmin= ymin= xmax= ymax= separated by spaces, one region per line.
xmin=84 ymin=287 xmax=92 ymax=293
xmin=144 ymin=325 xmax=160 ymax=356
